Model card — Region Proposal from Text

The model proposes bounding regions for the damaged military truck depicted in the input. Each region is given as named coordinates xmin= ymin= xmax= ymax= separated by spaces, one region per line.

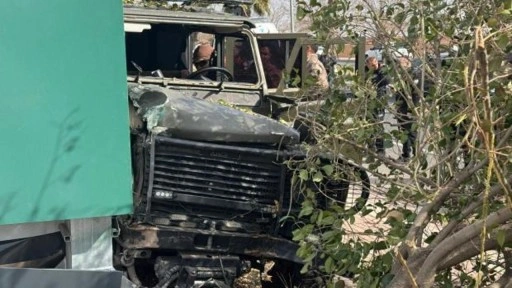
xmin=116 ymin=7 xmax=370 ymax=287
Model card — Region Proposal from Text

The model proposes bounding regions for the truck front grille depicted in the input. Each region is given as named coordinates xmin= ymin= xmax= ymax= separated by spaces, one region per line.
xmin=144 ymin=136 xmax=288 ymax=226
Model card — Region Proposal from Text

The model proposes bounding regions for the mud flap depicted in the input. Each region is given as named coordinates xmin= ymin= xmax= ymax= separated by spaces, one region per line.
xmin=0 ymin=231 xmax=65 ymax=268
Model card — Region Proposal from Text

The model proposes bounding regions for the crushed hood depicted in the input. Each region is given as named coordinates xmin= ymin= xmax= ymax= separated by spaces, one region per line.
xmin=128 ymin=84 xmax=300 ymax=145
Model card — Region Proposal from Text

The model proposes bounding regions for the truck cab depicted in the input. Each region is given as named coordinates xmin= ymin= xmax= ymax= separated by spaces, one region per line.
xmin=120 ymin=9 xmax=370 ymax=287
xmin=118 ymin=8 xmax=308 ymax=288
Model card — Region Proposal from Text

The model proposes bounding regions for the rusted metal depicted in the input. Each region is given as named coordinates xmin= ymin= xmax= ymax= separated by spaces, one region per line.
xmin=118 ymin=223 xmax=301 ymax=264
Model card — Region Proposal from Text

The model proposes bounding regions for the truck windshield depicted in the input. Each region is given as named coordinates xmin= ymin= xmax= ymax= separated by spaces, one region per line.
xmin=125 ymin=23 xmax=260 ymax=86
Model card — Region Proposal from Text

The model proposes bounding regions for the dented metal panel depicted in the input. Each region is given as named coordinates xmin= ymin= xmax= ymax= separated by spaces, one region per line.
xmin=128 ymin=84 xmax=300 ymax=144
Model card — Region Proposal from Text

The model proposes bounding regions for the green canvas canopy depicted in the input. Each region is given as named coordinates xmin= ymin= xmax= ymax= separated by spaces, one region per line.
xmin=0 ymin=1 xmax=132 ymax=225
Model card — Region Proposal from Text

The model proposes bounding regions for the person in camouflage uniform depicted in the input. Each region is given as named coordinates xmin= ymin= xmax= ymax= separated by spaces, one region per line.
xmin=305 ymin=44 xmax=329 ymax=91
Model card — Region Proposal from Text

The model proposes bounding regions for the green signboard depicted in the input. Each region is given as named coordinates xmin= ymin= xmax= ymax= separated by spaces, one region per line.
xmin=0 ymin=1 xmax=133 ymax=224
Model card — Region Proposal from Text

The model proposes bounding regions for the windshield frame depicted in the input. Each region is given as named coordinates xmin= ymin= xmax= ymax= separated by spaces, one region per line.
xmin=125 ymin=24 xmax=265 ymax=91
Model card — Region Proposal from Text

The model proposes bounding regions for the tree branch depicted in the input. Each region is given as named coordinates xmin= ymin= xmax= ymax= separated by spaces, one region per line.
xmin=483 ymin=248 xmax=512 ymax=288
xmin=333 ymin=136 xmax=437 ymax=187
xmin=438 ymin=223 xmax=512 ymax=270
xmin=430 ymin=174 xmax=512 ymax=246
xmin=404 ymin=158 xmax=489 ymax=248
xmin=415 ymin=207 xmax=512 ymax=286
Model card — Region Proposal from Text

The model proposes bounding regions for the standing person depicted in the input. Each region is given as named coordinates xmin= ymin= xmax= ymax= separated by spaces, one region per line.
xmin=366 ymin=56 xmax=390 ymax=156
xmin=394 ymin=56 xmax=418 ymax=162
xmin=305 ymin=44 xmax=329 ymax=92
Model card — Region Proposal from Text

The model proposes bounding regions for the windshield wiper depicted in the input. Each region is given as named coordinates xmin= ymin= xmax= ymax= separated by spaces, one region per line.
xmin=131 ymin=61 xmax=143 ymax=82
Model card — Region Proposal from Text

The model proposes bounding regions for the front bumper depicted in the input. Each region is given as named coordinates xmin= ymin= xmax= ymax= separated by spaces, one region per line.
xmin=118 ymin=223 xmax=302 ymax=264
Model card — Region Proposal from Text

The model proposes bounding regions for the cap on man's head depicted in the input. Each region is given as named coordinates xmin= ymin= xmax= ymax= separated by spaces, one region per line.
xmin=193 ymin=43 xmax=214 ymax=63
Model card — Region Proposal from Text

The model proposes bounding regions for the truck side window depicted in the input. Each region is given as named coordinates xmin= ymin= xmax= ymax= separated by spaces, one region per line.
xmin=125 ymin=24 xmax=187 ymax=77
xmin=258 ymin=40 xmax=286 ymax=88
xmin=232 ymin=39 xmax=258 ymax=84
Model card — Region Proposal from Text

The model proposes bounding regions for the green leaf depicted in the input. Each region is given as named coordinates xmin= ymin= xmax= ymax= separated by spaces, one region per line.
xmin=497 ymin=229 xmax=506 ymax=248
xmin=309 ymin=0 xmax=321 ymax=7
xmin=292 ymin=229 xmax=305 ymax=241
xmin=384 ymin=139 xmax=394 ymax=148
xmin=486 ymin=17 xmax=499 ymax=28
xmin=386 ymin=7 xmax=395 ymax=17
xmin=310 ymin=210 xmax=319 ymax=223
xmin=322 ymin=230 xmax=338 ymax=240
xmin=297 ymin=6 xmax=310 ymax=20
xmin=296 ymin=241 xmax=311 ymax=258
xmin=325 ymin=256 xmax=335 ymax=273
xmin=382 ymin=252 xmax=393 ymax=267
xmin=300 ymin=262 xmax=311 ymax=274
xmin=373 ymin=241 xmax=388 ymax=250
xmin=299 ymin=206 xmax=314 ymax=218
xmin=306 ymin=188 xmax=316 ymax=199
xmin=299 ymin=169 xmax=309 ymax=181
xmin=497 ymin=33 xmax=509 ymax=49
xmin=369 ymin=277 xmax=379 ymax=288
xmin=320 ymin=216 xmax=336 ymax=226
xmin=410 ymin=15 xmax=419 ymax=26
xmin=317 ymin=210 xmax=326 ymax=226
xmin=322 ymin=164 xmax=334 ymax=176
xmin=291 ymin=172 xmax=298 ymax=186
xmin=360 ymin=207 xmax=373 ymax=216
xmin=313 ymin=171 xmax=324 ymax=182
xmin=394 ymin=11 xmax=406 ymax=23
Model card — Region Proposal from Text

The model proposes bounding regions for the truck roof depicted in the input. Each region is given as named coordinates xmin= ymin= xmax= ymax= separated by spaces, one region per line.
xmin=124 ymin=7 xmax=256 ymax=29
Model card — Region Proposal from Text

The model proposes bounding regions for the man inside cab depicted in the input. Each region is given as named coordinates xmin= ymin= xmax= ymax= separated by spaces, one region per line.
xmin=192 ymin=43 xmax=214 ymax=71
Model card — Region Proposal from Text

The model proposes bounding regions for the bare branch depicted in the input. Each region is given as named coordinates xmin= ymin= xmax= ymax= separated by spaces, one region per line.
xmin=483 ymin=248 xmax=512 ymax=288
xmin=396 ymin=250 xmax=420 ymax=288
xmin=431 ymin=174 xmax=512 ymax=246
xmin=438 ymin=223 xmax=512 ymax=270
xmin=416 ymin=207 xmax=512 ymax=286
xmin=405 ymin=158 xmax=489 ymax=247
xmin=332 ymin=136 xmax=438 ymax=187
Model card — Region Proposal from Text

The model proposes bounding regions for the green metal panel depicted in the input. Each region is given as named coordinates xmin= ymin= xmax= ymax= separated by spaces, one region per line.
xmin=0 ymin=1 xmax=133 ymax=225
